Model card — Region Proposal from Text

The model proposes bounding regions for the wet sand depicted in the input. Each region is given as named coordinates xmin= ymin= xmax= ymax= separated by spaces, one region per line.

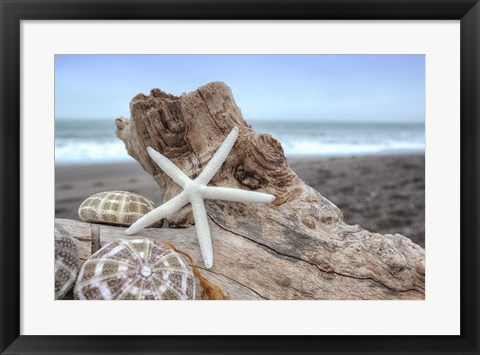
xmin=55 ymin=154 xmax=425 ymax=247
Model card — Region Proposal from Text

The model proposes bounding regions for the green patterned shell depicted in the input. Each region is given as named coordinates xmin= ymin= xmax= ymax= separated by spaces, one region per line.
xmin=55 ymin=227 xmax=80 ymax=299
xmin=74 ymin=238 xmax=195 ymax=300
xmin=78 ymin=191 xmax=156 ymax=227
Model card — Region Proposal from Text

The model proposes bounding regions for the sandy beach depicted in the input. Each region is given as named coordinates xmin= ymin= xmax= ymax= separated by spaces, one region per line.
xmin=55 ymin=154 xmax=425 ymax=247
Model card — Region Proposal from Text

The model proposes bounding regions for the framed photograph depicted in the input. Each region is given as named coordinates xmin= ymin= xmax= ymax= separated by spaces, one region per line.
xmin=1 ymin=0 xmax=479 ymax=354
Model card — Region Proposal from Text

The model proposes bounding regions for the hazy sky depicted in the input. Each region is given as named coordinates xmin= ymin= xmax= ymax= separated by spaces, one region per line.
xmin=55 ymin=54 xmax=424 ymax=123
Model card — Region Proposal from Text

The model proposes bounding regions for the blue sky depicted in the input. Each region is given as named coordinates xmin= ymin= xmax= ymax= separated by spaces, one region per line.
xmin=55 ymin=55 xmax=424 ymax=123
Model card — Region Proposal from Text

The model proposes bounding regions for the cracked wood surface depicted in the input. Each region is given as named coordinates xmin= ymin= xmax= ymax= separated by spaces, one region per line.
xmin=110 ymin=81 xmax=425 ymax=300
xmin=55 ymin=218 xmax=423 ymax=300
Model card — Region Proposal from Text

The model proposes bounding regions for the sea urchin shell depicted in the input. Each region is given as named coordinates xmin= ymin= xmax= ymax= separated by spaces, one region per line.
xmin=78 ymin=191 xmax=157 ymax=227
xmin=55 ymin=226 xmax=80 ymax=299
xmin=74 ymin=238 xmax=195 ymax=300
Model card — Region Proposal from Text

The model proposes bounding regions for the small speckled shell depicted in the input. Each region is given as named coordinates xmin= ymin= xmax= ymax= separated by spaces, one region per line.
xmin=55 ymin=227 xmax=80 ymax=299
xmin=78 ymin=191 xmax=156 ymax=227
xmin=74 ymin=238 xmax=195 ymax=300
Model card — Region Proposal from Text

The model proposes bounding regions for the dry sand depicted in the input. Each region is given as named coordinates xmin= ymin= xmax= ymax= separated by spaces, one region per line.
xmin=55 ymin=154 xmax=425 ymax=247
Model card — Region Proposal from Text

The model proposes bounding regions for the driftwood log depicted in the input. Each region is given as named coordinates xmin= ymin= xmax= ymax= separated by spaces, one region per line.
xmin=61 ymin=81 xmax=425 ymax=300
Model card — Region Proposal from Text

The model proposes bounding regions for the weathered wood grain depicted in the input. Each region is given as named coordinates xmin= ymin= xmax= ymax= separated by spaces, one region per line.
xmin=55 ymin=218 xmax=423 ymax=300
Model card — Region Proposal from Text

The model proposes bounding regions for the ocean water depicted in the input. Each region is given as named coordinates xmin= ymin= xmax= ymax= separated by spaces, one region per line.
xmin=55 ymin=119 xmax=425 ymax=164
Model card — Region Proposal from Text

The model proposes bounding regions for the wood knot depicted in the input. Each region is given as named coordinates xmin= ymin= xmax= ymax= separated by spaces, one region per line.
xmin=318 ymin=261 xmax=335 ymax=273
xmin=302 ymin=217 xmax=316 ymax=229
xmin=234 ymin=164 xmax=264 ymax=190
xmin=242 ymin=177 xmax=260 ymax=189
xmin=305 ymin=195 xmax=319 ymax=203
xmin=366 ymin=234 xmax=406 ymax=272
xmin=318 ymin=262 xmax=336 ymax=280
xmin=320 ymin=214 xmax=336 ymax=225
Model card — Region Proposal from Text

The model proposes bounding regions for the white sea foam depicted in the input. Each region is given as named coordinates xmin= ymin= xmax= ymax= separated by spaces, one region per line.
xmin=55 ymin=141 xmax=132 ymax=164
xmin=282 ymin=140 xmax=425 ymax=156
xmin=55 ymin=119 xmax=425 ymax=164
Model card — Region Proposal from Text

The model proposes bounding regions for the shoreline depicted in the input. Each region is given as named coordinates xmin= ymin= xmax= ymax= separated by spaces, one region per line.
xmin=55 ymin=149 xmax=425 ymax=167
xmin=56 ymin=153 xmax=425 ymax=247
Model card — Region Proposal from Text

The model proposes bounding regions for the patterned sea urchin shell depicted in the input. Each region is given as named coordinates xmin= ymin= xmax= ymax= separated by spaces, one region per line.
xmin=78 ymin=191 xmax=156 ymax=227
xmin=55 ymin=227 xmax=80 ymax=299
xmin=74 ymin=238 xmax=195 ymax=300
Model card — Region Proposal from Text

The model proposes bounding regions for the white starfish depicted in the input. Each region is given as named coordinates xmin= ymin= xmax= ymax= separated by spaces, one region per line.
xmin=125 ymin=127 xmax=275 ymax=268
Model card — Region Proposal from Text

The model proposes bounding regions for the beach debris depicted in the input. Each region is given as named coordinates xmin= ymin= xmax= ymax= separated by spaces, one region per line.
xmin=74 ymin=238 xmax=195 ymax=300
xmin=78 ymin=190 xmax=157 ymax=227
xmin=162 ymin=242 xmax=230 ymax=300
xmin=163 ymin=242 xmax=230 ymax=300
xmin=125 ymin=127 xmax=276 ymax=268
xmin=55 ymin=226 xmax=80 ymax=299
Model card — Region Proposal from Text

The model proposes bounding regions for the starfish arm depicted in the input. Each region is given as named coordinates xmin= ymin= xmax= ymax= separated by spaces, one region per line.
xmin=200 ymin=186 xmax=275 ymax=204
xmin=147 ymin=147 xmax=191 ymax=188
xmin=125 ymin=192 xmax=189 ymax=235
xmin=190 ymin=195 xmax=214 ymax=268
xmin=196 ymin=127 xmax=239 ymax=185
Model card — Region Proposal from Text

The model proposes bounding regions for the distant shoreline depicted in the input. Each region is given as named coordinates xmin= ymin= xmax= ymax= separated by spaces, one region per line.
xmin=55 ymin=149 xmax=425 ymax=166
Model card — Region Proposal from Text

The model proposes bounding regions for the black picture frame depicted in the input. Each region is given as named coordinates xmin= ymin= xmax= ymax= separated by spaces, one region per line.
xmin=1 ymin=1 xmax=479 ymax=354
